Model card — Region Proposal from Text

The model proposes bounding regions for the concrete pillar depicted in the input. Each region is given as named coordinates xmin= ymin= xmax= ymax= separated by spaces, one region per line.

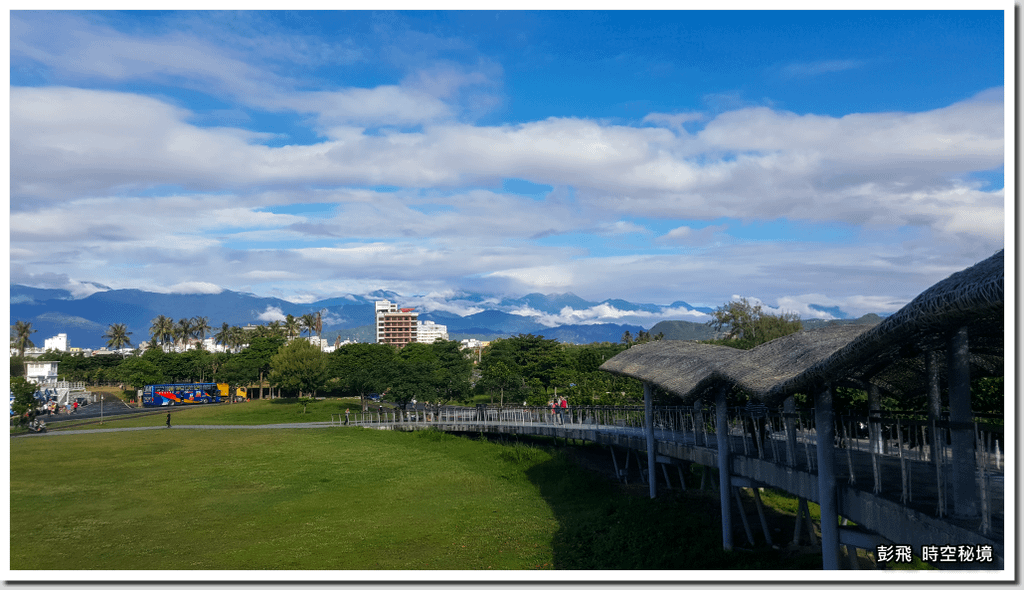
xmin=716 ymin=385 xmax=733 ymax=551
xmin=814 ymin=384 xmax=839 ymax=570
xmin=948 ymin=326 xmax=979 ymax=518
xmin=644 ymin=382 xmax=656 ymax=499
xmin=784 ymin=396 xmax=797 ymax=468
xmin=868 ymin=383 xmax=883 ymax=454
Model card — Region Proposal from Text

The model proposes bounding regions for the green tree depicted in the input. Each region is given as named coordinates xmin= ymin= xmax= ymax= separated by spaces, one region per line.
xmin=11 ymin=320 xmax=37 ymax=358
xmin=430 ymin=340 xmax=473 ymax=405
xmin=269 ymin=338 xmax=329 ymax=398
xmin=247 ymin=336 xmax=287 ymax=398
xmin=390 ymin=343 xmax=438 ymax=412
xmin=10 ymin=376 xmax=37 ymax=422
xmin=150 ymin=315 xmax=175 ymax=352
xmin=706 ymin=298 xmax=802 ymax=349
xmin=103 ymin=323 xmax=133 ymax=355
xmin=283 ymin=315 xmax=301 ymax=340
xmin=329 ymin=343 xmax=396 ymax=410
xmin=300 ymin=313 xmax=317 ymax=339
xmin=476 ymin=359 xmax=523 ymax=406
xmin=175 ymin=317 xmax=193 ymax=351
xmin=181 ymin=349 xmax=214 ymax=383
xmin=191 ymin=316 xmax=211 ymax=350
xmin=114 ymin=358 xmax=164 ymax=396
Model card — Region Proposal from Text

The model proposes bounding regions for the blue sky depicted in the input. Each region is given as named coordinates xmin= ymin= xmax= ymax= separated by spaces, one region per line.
xmin=8 ymin=8 xmax=1011 ymax=324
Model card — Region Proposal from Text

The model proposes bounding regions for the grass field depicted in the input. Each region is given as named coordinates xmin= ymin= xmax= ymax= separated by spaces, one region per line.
xmin=12 ymin=428 xmax=559 ymax=570
xmin=11 ymin=400 xmax=829 ymax=571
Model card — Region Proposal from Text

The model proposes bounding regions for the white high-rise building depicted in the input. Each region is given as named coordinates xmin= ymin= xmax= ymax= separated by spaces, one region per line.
xmin=416 ymin=320 xmax=448 ymax=344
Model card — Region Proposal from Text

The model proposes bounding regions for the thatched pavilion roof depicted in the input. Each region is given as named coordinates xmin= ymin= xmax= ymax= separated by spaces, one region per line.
xmin=600 ymin=250 xmax=1004 ymax=408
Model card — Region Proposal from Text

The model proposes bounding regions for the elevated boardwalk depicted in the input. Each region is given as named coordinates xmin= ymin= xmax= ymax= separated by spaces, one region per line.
xmin=347 ymin=404 xmax=1004 ymax=570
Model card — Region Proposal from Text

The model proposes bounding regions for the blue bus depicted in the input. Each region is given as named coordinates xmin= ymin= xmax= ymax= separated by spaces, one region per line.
xmin=142 ymin=383 xmax=237 ymax=407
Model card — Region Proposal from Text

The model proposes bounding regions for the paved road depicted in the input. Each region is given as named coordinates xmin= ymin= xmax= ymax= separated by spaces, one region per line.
xmin=25 ymin=422 xmax=337 ymax=436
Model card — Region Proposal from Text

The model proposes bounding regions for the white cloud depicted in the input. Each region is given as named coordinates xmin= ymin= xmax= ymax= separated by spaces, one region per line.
xmin=657 ymin=224 xmax=729 ymax=246
xmin=780 ymin=59 xmax=866 ymax=78
xmin=257 ymin=306 xmax=287 ymax=322
xmin=161 ymin=282 xmax=224 ymax=295
xmin=7 ymin=13 xmax=1005 ymax=318
xmin=506 ymin=302 xmax=710 ymax=329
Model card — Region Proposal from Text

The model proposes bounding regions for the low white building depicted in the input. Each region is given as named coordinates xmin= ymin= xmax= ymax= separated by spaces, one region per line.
xmin=417 ymin=321 xmax=449 ymax=344
xmin=24 ymin=360 xmax=60 ymax=387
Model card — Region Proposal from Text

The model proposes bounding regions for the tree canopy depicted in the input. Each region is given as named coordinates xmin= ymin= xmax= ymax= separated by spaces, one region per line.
xmin=706 ymin=297 xmax=803 ymax=349
xmin=269 ymin=338 xmax=329 ymax=397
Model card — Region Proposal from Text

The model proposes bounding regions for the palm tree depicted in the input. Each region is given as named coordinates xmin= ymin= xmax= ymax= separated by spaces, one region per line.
xmin=301 ymin=313 xmax=317 ymax=339
xmin=230 ymin=326 xmax=247 ymax=352
xmin=284 ymin=314 xmax=301 ymax=340
xmin=175 ymin=317 xmax=193 ymax=351
xmin=103 ymin=323 xmax=133 ymax=356
xmin=214 ymin=322 xmax=232 ymax=352
xmin=11 ymin=320 xmax=37 ymax=358
xmin=150 ymin=315 xmax=174 ymax=352
xmin=191 ymin=316 xmax=211 ymax=350
xmin=315 ymin=310 xmax=324 ymax=338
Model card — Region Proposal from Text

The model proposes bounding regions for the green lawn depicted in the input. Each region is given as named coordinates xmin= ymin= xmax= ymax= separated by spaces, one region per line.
xmin=12 ymin=399 xmax=836 ymax=571
xmin=11 ymin=427 xmax=558 ymax=570
xmin=10 ymin=421 xmax=828 ymax=571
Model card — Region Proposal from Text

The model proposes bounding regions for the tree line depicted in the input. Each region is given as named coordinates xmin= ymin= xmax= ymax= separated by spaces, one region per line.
xmin=12 ymin=312 xmax=648 ymax=411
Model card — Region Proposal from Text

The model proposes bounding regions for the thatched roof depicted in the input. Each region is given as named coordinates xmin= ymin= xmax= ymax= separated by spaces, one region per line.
xmin=600 ymin=250 xmax=1005 ymax=408
xmin=601 ymin=324 xmax=872 ymax=404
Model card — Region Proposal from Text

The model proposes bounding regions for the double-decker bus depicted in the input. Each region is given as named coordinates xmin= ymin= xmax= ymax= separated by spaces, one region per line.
xmin=142 ymin=383 xmax=245 ymax=407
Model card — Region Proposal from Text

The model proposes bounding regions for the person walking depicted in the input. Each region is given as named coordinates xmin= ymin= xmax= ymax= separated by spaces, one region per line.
xmin=166 ymin=412 xmax=171 ymax=428
xmin=344 ymin=407 xmax=350 ymax=426
xmin=560 ymin=396 xmax=569 ymax=425
xmin=550 ymin=400 xmax=557 ymax=424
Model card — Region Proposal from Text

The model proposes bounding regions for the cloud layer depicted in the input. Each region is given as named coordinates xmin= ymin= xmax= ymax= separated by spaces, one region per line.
xmin=9 ymin=11 xmax=1008 ymax=320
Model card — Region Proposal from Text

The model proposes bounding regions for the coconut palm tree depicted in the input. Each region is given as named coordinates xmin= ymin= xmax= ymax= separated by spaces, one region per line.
xmin=191 ymin=316 xmax=211 ymax=350
xmin=214 ymin=322 xmax=232 ymax=352
xmin=150 ymin=315 xmax=174 ymax=352
xmin=301 ymin=313 xmax=317 ymax=339
xmin=284 ymin=314 xmax=301 ymax=340
xmin=175 ymin=317 xmax=194 ymax=351
xmin=230 ymin=326 xmax=247 ymax=352
xmin=103 ymin=323 xmax=133 ymax=356
xmin=11 ymin=320 xmax=37 ymax=358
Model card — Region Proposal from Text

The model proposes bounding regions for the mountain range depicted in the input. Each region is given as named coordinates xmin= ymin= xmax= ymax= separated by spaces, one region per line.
xmin=9 ymin=284 xmax=879 ymax=350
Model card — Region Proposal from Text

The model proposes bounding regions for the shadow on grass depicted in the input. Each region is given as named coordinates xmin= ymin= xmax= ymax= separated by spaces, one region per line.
xmin=512 ymin=439 xmax=823 ymax=570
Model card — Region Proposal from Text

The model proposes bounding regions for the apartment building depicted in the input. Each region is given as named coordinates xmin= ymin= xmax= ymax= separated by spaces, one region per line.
xmin=375 ymin=300 xmax=418 ymax=348
xmin=416 ymin=320 xmax=449 ymax=344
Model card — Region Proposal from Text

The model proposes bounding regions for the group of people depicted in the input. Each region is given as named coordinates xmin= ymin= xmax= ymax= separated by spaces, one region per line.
xmin=38 ymin=400 xmax=80 ymax=416
xmin=549 ymin=396 xmax=569 ymax=425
